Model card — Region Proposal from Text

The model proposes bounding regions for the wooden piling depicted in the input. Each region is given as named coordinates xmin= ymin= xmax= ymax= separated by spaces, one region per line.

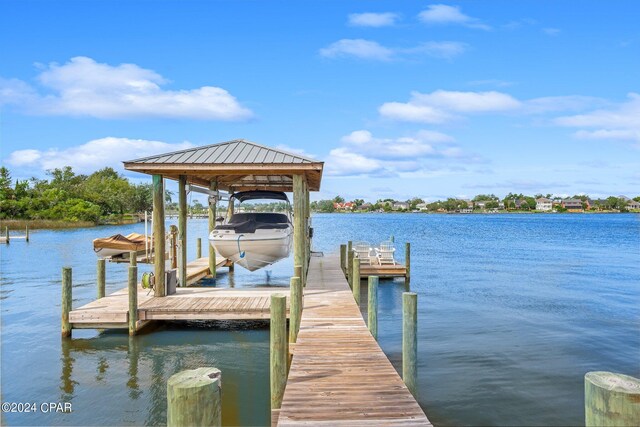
xmin=196 ymin=237 xmax=202 ymax=259
xmin=178 ymin=175 xmax=188 ymax=287
xmin=97 ymin=259 xmax=105 ymax=299
xmin=170 ymin=231 xmax=178 ymax=270
xmin=61 ymin=267 xmax=72 ymax=337
xmin=152 ymin=174 xmax=166 ymax=297
xmin=347 ymin=249 xmax=354 ymax=289
xmin=129 ymin=250 xmax=137 ymax=267
xmin=368 ymin=276 xmax=378 ymax=339
xmin=294 ymin=265 xmax=302 ymax=284
xmin=5 ymin=226 xmax=9 ymax=244
xmin=289 ymin=277 xmax=302 ymax=344
xmin=128 ymin=265 xmax=138 ymax=336
xmin=167 ymin=367 xmax=222 ymax=427
xmin=293 ymin=175 xmax=304 ymax=286
xmin=340 ymin=244 xmax=346 ymax=274
xmin=585 ymin=371 xmax=640 ymax=426
xmin=270 ymin=294 xmax=287 ymax=410
xmin=25 ymin=225 xmax=29 ymax=242
xmin=352 ymin=258 xmax=361 ymax=305
xmin=403 ymin=292 xmax=417 ymax=397
xmin=405 ymin=242 xmax=411 ymax=284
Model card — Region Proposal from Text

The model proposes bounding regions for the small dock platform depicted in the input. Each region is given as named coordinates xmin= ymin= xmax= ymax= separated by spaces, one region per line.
xmin=276 ymin=255 xmax=430 ymax=426
xmin=360 ymin=263 xmax=407 ymax=278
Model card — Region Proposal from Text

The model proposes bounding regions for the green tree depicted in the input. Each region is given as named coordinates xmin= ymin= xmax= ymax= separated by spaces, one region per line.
xmin=333 ymin=195 xmax=345 ymax=203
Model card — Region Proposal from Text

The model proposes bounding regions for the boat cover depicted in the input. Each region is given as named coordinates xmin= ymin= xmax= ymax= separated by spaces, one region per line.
xmin=231 ymin=191 xmax=289 ymax=203
xmin=215 ymin=213 xmax=290 ymax=234
xmin=93 ymin=233 xmax=149 ymax=252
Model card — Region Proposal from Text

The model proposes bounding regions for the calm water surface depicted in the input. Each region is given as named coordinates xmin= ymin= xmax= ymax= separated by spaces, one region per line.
xmin=1 ymin=214 xmax=639 ymax=426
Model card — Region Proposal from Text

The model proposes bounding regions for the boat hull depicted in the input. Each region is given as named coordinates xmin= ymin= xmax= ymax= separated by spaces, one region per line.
xmin=209 ymin=228 xmax=292 ymax=271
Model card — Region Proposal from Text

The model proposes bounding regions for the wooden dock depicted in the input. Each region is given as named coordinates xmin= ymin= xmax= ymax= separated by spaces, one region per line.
xmin=360 ymin=263 xmax=407 ymax=278
xmin=69 ymin=257 xmax=289 ymax=330
xmin=276 ymin=255 xmax=430 ymax=426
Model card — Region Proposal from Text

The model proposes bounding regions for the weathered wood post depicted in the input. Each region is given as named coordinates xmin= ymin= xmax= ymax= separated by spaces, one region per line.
xmin=368 ymin=276 xmax=379 ymax=339
xmin=170 ymin=230 xmax=178 ymax=270
xmin=352 ymin=258 xmax=361 ymax=305
xmin=270 ymin=294 xmax=287 ymax=410
xmin=294 ymin=265 xmax=302 ymax=284
xmin=405 ymin=242 xmax=411 ymax=285
xmin=128 ymin=265 xmax=138 ymax=336
xmin=196 ymin=237 xmax=202 ymax=259
xmin=167 ymin=367 xmax=222 ymax=427
xmin=152 ymin=174 xmax=166 ymax=297
xmin=293 ymin=175 xmax=305 ymax=287
xmin=403 ymin=292 xmax=418 ymax=397
xmin=585 ymin=371 xmax=640 ymax=426
xmin=289 ymin=276 xmax=302 ymax=344
xmin=347 ymin=241 xmax=353 ymax=279
xmin=97 ymin=258 xmax=106 ymax=299
xmin=178 ymin=175 xmax=188 ymax=287
xmin=340 ymin=244 xmax=346 ymax=274
xmin=25 ymin=225 xmax=29 ymax=242
xmin=61 ymin=267 xmax=72 ymax=337
xmin=208 ymin=179 xmax=217 ymax=279
xmin=5 ymin=226 xmax=9 ymax=244
xmin=129 ymin=250 xmax=137 ymax=267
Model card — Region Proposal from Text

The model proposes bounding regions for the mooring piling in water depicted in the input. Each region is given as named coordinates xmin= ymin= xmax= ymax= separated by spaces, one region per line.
xmin=584 ymin=371 xmax=640 ymax=426
xmin=405 ymin=242 xmax=411 ymax=286
xmin=270 ymin=294 xmax=287 ymax=410
xmin=97 ymin=259 xmax=105 ymax=299
xmin=352 ymin=258 xmax=361 ymax=305
xmin=61 ymin=267 xmax=72 ymax=337
xmin=128 ymin=265 xmax=138 ymax=336
xmin=403 ymin=291 xmax=418 ymax=397
xmin=25 ymin=225 xmax=29 ymax=242
xmin=368 ymin=276 xmax=379 ymax=340
xmin=167 ymin=367 xmax=222 ymax=427
xmin=196 ymin=237 xmax=202 ymax=259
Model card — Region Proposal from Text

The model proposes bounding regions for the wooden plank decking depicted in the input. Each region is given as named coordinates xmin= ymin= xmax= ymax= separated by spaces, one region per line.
xmin=360 ymin=263 xmax=407 ymax=278
xmin=277 ymin=255 xmax=430 ymax=426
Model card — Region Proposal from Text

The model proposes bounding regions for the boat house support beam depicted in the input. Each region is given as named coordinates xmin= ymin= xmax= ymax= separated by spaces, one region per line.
xmin=152 ymin=174 xmax=166 ymax=297
xmin=208 ymin=179 xmax=218 ymax=279
xmin=293 ymin=174 xmax=305 ymax=286
xmin=178 ymin=175 xmax=187 ymax=287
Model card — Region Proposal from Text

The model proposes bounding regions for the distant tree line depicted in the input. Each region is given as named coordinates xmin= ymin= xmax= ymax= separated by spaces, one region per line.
xmin=0 ymin=166 xmax=153 ymax=223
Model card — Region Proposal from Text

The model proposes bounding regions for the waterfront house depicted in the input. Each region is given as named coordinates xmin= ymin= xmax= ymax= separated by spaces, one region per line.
xmin=359 ymin=202 xmax=372 ymax=211
xmin=627 ymin=200 xmax=640 ymax=210
xmin=416 ymin=202 xmax=428 ymax=211
xmin=393 ymin=202 xmax=410 ymax=211
xmin=536 ymin=198 xmax=553 ymax=211
xmin=334 ymin=202 xmax=355 ymax=211
xmin=562 ymin=198 xmax=584 ymax=212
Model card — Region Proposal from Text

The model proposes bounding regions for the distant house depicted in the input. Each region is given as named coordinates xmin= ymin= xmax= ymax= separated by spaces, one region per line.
xmin=416 ymin=202 xmax=428 ymax=211
xmin=459 ymin=207 xmax=473 ymax=214
xmin=536 ymin=197 xmax=553 ymax=211
xmin=393 ymin=202 xmax=410 ymax=211
xmin=514 ymin=199 xmax=532 ymax=210
xmin=627 ymin=200 xmax=640 ymax=210
xmin=462 ymin=199 xmax=473 ymax=209
xmin=333 ymin=202 xmax=355 ymax=211
xmin=359 ymin=203 xmax=372 ymax=211
xmin=474 ymin=200 xmax=488 ymax=209
xmin=562 ymin=198 xmax=584 ymax=212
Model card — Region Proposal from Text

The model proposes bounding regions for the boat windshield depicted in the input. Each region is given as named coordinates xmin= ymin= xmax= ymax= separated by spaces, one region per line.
xmin=229 ymin=213 xmax=289 ymax=224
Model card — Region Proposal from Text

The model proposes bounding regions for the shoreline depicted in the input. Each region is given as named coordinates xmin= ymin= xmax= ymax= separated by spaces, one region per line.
xmin=0 ymin=218 xmax=140 ymax=230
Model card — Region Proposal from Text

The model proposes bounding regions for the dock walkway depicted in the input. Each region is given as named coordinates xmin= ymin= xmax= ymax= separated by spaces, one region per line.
xmin=277 ymin=255 xmax=430 ymax=426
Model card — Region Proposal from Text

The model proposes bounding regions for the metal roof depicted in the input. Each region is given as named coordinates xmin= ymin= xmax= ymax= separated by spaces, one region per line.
xmin=126 ymin=139 xmax=315 ymax=165
xmin=123 ymin=139 xmax=324 ymax=192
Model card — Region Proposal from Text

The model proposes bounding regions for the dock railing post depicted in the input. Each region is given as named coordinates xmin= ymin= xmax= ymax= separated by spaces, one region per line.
xmin=196 ymin=237 xmax=202 ymax=259
xmin=167 ymin=367 xmax=222 ymax=427
xmin=61 ymin=267 xmax=72 ymax=337
xmin=584 ymin=371 xmax=640 ymax=426
xmin=97 ymin=259 xmax=106 ymax=299
xmin=352 ymin=258 xmax=361 ymax=305
xmin=294 ymin=265 xmax=302 ymax=282
xmin=403 ymin=292 xmax=418 ymax=397
xmin=340 ymin=244 xmax=346 ymax=274
xmin=270 ymin=294 xmax=287 ymax=410
xmin=128 ymin=265 xmax=138 ymax=336
xmin=405 ymin=242 xmax=411 ymax=286
xmin=289 ymin=276 xmax=302 ymax=344
xmin=25 ymin=225 xmax=29 ymax=242
xmin=368 ymin=276 xmax=378 ymax=339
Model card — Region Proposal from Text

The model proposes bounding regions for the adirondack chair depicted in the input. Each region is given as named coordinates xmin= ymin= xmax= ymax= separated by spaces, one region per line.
xmin=353 ymin=241 xmax=373 ymax=265
xmin=375 ymin=241 xmax=396 ymax=265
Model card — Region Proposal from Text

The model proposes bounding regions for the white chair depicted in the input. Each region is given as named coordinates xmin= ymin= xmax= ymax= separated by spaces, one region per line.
xmin=375 ymin=241 xmax=396 ymax=265
xmin=354 ymin=241 xmax=373 ymax=265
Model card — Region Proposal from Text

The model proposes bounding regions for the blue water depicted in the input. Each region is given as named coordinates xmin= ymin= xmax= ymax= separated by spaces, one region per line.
xmin=1 ymin=214 xmax=639 ymax=426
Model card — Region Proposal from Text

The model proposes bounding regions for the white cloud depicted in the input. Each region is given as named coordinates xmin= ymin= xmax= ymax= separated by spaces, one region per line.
xmin=348 ymin=12 xmax=399 ymax=27
xmin=555 ymin=93 xmax=640 ymax=143
xmin=542 ymin=28 xmax=561 ymax=36
xmin=326 ymin=129 xmax=470 ymax=177
xmin=0 ymin=56 xmax=253 ymax=120
xmin=418 ymin=4 xmax=491 ymax=30
xmin=319 ymin=39 xmax=393 ymax=61
xmin=405 ymin=41 xmax=467 ymax=59
xmin=379 ymin=90 xmax=521 ymax=123
xmin=6 ymin=137 xmax=194 ymax=174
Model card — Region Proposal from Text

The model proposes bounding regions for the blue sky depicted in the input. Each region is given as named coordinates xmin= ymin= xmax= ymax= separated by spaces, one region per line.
xmin=1 ymin=0 xmax=638 ymax=202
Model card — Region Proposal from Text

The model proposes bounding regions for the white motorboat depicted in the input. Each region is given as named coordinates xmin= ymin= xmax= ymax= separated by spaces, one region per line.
xmin=209 ymin=191 xmax=293 ymax=271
